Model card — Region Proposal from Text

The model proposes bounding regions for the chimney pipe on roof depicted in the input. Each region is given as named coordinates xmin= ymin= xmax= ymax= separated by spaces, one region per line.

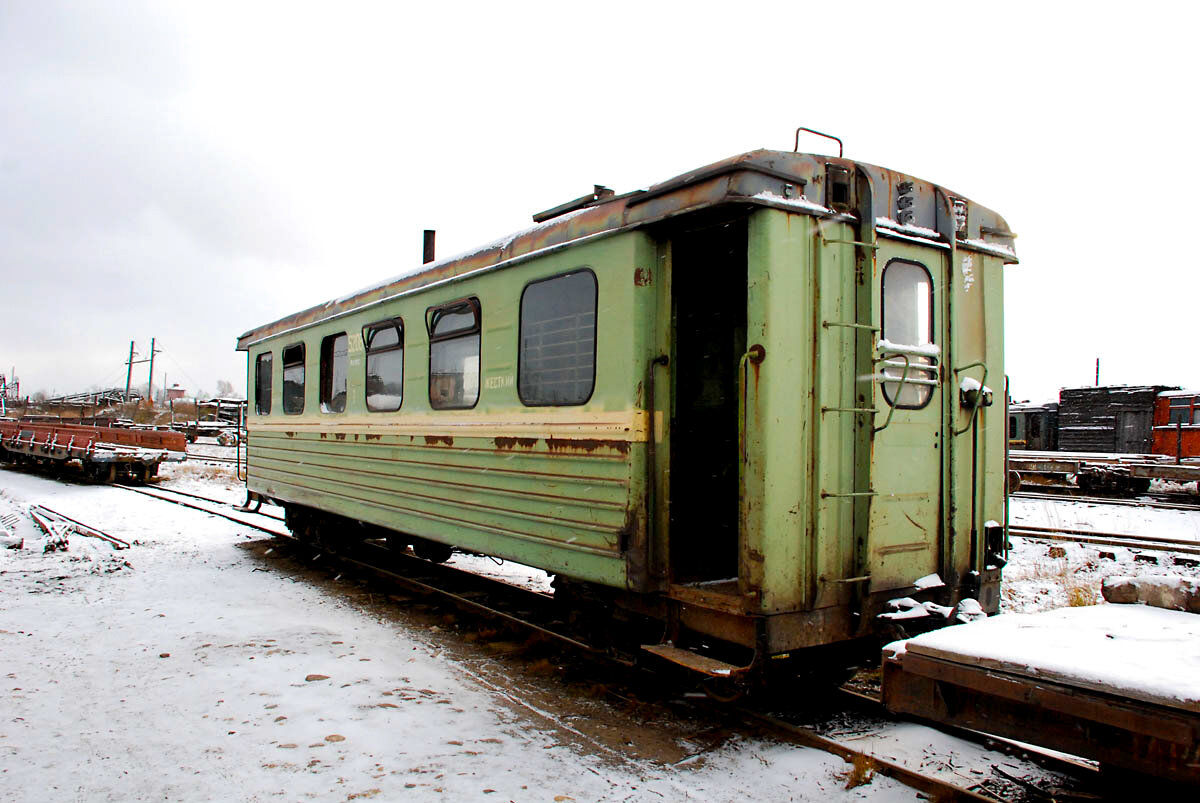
xmin=423 ymin=230 xmax=436 ymax=264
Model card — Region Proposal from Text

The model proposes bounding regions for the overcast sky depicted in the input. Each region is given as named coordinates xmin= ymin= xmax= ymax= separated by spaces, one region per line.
xmin=2 ymin=2 xmax=1196 ymax=403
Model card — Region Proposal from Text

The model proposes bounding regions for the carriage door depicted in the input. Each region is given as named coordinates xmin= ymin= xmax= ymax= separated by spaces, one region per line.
xmin=1116 ymin=411 xmax=1151 ymax=454
xmin=867 ymin=241 xmax=947 ymax=593
xmin=665 ymin=218 xmax=747 ymax=588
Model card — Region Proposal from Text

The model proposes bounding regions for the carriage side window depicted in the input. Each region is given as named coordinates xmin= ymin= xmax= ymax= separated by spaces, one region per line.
xmin=880 ymin=259 xmax=935 ymax=409
xmin=364 ymin=320 xmax=404 ymax=412
xmin=254 ymin=353 xmax=273 ymax=416
xmin=1169 ymin=397 xmax=1189 ymax=425
xmin=1170 ymin=395 xmax=1200 ymax=425
xmin=282 ymin=343 xmax=305 ymax=414
xmin=428 ymin=298 xmax=481 ymax=410
xmin=320 ymin=333 xmax=349 ymax=413
xmin=519 ymin=270 xmax=597 ymax=406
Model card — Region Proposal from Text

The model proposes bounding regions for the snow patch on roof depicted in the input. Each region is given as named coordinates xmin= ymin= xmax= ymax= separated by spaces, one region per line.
xmin=749 ymin=190 xmax=831 ymax=215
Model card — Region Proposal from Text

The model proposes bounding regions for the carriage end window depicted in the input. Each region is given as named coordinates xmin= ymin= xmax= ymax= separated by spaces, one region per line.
xmin=282 ymin=343 xmax=305 ymax=415
xmin=880 ymin=259 xmax=936 ymax=409
xmin=254 ymin=353 xmax=273 ymax=415
xmin=428 ymin=298 xmax=481 ymax=410
xmin=320 ymin=333 xmax=349 ymax=413
xmin=365 ymin=320 xmax=404 ymax=412
xmin=519 ymin=270 xmax=597 ymax=406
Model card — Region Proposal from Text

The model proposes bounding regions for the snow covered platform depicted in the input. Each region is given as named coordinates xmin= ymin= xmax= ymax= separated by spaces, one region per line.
xmin=882 ymin=604 xmax=1200 ymax=784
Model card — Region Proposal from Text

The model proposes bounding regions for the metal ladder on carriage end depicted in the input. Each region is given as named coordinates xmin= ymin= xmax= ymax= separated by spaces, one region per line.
xmin=811 ymin=168 xmax=880 ymax=620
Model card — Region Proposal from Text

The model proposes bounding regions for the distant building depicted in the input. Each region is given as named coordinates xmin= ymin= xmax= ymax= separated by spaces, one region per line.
xmin=166 ymin=384 xmax=187 ymax=401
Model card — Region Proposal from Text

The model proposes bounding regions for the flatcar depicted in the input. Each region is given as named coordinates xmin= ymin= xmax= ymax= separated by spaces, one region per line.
xmin=236 ymin=142 xmax=1016 ymax=680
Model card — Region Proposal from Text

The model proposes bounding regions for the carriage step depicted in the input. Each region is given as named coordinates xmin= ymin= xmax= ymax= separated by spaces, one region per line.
xmin=640 ymin=644 xmax=749 ymax=678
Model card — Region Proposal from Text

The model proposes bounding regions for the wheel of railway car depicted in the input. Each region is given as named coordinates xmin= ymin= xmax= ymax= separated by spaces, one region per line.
xmin=1007 ymin=470 xmax=1022 ymax=492
xmin=88 ymin=462 xmax=116 ymax=484
xmin=1130 ymin=477 xmax=1151 ymax=494
xmin=412 ymin=537 xmax=453 ymax=563
xmin=384 ymin=532 xmax=411 ymax=553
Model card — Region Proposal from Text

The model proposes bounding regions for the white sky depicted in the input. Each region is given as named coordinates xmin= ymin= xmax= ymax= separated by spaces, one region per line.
xmin=2 ymin=1 xmax=1197 ymax=403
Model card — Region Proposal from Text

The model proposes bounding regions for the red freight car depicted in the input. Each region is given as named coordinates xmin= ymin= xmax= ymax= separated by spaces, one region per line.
xmin=0 ymin=419 xmax=187 ymax=482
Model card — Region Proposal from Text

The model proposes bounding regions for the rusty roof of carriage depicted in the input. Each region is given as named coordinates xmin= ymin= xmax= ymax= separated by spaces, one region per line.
xmin=237 ymin=149 xmax=1016 ymax=349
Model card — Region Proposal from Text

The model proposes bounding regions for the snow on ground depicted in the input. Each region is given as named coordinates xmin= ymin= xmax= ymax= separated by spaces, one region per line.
xmin=1004 ymin=496 xmax=1200 ymax=613
xmin=1011 ymin=494 xmax=1200 ymax=542
xmin=0 ymin=467 xmax=916 ymax=802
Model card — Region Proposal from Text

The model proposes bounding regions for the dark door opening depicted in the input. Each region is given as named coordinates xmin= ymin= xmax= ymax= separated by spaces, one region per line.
xmin=668 ymin=217 xmax=747 ymax=586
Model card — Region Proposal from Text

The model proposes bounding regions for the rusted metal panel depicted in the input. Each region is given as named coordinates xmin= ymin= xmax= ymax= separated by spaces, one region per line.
xmin=0 ymin=420 xmax=187 ymax=458
xmin=246 ymin=426 xmax=636 ymax=589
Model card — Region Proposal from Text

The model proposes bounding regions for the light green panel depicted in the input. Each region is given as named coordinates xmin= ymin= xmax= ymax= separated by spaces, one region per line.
xmin=243 ymin=232 xmax=659 ymax=589
xmin=810 ymin=222 xmax=858 ymax=611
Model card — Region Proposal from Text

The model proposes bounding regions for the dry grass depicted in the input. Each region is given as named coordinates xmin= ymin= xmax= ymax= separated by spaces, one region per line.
xmin=840 ymin=754 xmax=877 ymax=789
xmin=1066 ymin=583 xmax=1096 ymax=607
xmin=159 ymin=462 xmax=237 ymax=484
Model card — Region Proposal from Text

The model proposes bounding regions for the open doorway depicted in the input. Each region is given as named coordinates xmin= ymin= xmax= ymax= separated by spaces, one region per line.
xmin=668 ymin=216 xmax=747 ymax=587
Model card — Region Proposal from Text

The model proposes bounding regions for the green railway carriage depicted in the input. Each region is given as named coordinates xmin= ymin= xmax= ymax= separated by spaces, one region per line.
xmin=236 ymin=147 xmax=1017 ymax=676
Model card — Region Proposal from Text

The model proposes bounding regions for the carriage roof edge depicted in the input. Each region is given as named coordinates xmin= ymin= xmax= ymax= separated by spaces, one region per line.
xmin=236 ymin=149 xmax=1017 ymax=351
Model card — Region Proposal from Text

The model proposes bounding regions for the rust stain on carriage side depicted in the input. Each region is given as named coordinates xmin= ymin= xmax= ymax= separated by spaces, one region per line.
xmin=335 ymin=433 xmax=346 ymax=441
xmin=424 ymin=435 xmax=454 ymax=447
xmin=364 ymin=434 xmax=382 ymax=441
xmin=546 ymin=437 xmax=631 ymax=455
xmin=634 ymin=267 xmax=653 ymax=287
xmin=285 ymin=431 xmax=295 ymax=438
xmin=494 ymin=436 xmax=538 ymax=450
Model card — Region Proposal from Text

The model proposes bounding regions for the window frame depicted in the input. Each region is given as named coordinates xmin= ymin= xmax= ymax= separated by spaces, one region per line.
xmin=319 ymin=332 xmax=349 ymax=414
xmin=281 ymin=343 xmax=306 ymax=415
xmin=363 ymin=317 xmax=405 ymax=412
xmin=517 ymin=268 xmax=598 ymax=408
xmin=427 ymin=297 xmax=482 ymax=411
xmin=254 ymin=352 xmax=273 ymax=416
xmin=880 ymin=258 xmax=937 ymax=410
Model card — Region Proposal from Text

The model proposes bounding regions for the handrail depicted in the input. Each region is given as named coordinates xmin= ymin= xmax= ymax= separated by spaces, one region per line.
xmin=873 ymin=353 xmax=912 ymax=433
xmin=236 ymin=404 xmax=248 ymax=482
xmin=737 ymin=345 xmax=766 ymax=498
xmin=795 ymin=126 xmax=844 ymax=158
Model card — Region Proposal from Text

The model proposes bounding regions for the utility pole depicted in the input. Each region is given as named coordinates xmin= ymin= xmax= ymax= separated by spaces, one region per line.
xmin=1095 ymin=358 xmax=1100 ymax=386
xmin=124 ymin=339 xmax=161 ymax=403
xmin=147 ymin=337 xmax=160 ymax=406
xmin=125 ymin=341 xmax=136 ymax=401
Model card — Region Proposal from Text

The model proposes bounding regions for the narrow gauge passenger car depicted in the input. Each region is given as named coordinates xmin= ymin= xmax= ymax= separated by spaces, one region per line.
xmin=236 ymin=147 xmax=1017 ymax=678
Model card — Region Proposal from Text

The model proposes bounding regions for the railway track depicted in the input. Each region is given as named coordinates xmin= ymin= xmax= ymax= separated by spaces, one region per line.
xmin=183 ymin=452 xmax=240 ymax=466
xmin=1009 ymin=523 xmax=1200 ymax=556
xmin=115 ymin=484 xmax=287 ymax=536
xmin=1012 ymin=489 xmax=1200 ymax=511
